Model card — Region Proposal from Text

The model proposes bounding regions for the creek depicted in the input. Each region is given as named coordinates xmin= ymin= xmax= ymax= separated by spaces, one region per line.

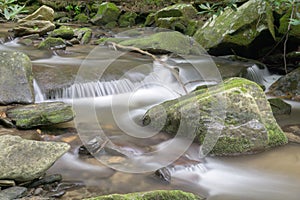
xmin=1 ymin=30 xmax=300 ymax=200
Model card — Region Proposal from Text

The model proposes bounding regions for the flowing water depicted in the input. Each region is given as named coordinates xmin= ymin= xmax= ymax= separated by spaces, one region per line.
xmin=1 ymin=34 xmax=300 ymax=200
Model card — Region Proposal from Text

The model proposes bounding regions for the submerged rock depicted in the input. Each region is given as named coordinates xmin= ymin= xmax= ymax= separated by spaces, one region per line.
xmin=13 ymin=5 xmax=55 ymax=37
xmin=0 ymin=135 xmax=70 ymax=182
xmin=267 ymin=67 xmax=300 ymax=101
xmin=268 ymin=98 xmax=291 ymax=116
xmin=85 ymin=190 xmax=203 ymax=200
xmin=143 ymin=78 xmax=287 ymax=156
xmin=6 ymin=102 xmax=75 ymax=129
xmin=91 ymin=2 xmax=121 ymax=26
xmin=0 ymin=51 xmax=34 ymax=105
xmin=106 ymin=31 xmax=203 ymax=55
xmin=194 ymin=0 xmax=275 ymax=56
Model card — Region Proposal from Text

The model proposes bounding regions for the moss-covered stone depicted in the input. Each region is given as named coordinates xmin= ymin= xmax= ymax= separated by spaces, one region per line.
xmin=6 ymin=102 xmax=75 ymax=129
xmin=49 ymin=26 xmax=74 ymax=40
xmin=194 ymin=0 xmax=275 ymax=52
xmin=278 ymin=6 xmax=300 ymax=38
xmin=38 ymin=37 xmax=65 ymax=49
xmin=143 ymin=78 xmax=288 ymax=156
xmin=106 ymin=31 xmax=204 ymax=55
xmin=267 ymin=67 xmax=300 ymax=101
xmin=84 ymin=190 xmax=203 ymax=200
xmin=0 ymin=51 xmax=34 ymax=105
xmin=91 ymin=2 xmax=121 ymax=25
xmin=75 ymin=27 xmax=93 ymax=44
xmin=74 ymin=13 xmax=89 ymax=23
xmin=155 ymin=3 xmax=197 ymax=19
xmin=118 ymin=12 xmax=137 ymax=27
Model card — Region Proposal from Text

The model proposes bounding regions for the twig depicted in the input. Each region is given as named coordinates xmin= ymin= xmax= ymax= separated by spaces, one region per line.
xmin=107 ymin=41 xmax=188 ymax=94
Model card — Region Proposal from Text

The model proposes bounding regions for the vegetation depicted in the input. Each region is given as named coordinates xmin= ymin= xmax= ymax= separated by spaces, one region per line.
xmin=0 ymin=0 xmax=27 ymax=20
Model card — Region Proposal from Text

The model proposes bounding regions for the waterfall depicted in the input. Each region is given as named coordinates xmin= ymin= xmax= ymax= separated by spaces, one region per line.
xmin=33 ymin=79 xmax=45 ymax=103
xmin=244 ymin=64 xmax=270 ymax=85
xmin=44 ymin=79 xmax=148 ymax=100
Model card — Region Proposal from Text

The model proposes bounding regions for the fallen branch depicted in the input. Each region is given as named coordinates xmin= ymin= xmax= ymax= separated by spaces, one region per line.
xmin=107 ymin=41 xmax=188 ymax=94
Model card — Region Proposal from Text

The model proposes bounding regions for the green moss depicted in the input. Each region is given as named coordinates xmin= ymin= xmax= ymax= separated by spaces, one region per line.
xmin=278 ymin=7 xmax=300 ymax=37
xmin=38 ymin=37 xmax=65 ymax=49
xmin=84 ymin=190 xmax=203 ymax=200
xmin=91 ymin=2 xmax=120 ymax=25
xmin=74 ymin=13 xmax=89 ymax=23
xmin=118 ymin=12 xmax=137 ymax=27
xmin=49 ymin=26 xmax=74 ymax=40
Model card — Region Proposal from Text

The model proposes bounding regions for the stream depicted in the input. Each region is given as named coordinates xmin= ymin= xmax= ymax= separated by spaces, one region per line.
xmin=1 ymin=27 xmax=300 ymax=200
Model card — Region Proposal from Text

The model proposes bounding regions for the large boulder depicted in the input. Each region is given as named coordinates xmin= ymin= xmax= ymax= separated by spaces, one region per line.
xmin=0 ymin=51 xmax=34 ymax=105
xmin=278 ymin=7 xmax=300 ymax=39
xmin=0 ymin=135 xmax=70 ymax=182
xmin=13 ymin=5 xmax=55 ymax=37
xmin=194 ymin=0 xmax=275 ymax=56
xmin=143 ymin=78 xmax=287 ymax=156
xmin=6 ymin=102 xmax=75 ymax=129
xmin=91 ymin=2 xmax=121 ymax=25
xmin=105 ymin=31 xmax=203 ymax=55
xmin=85 ymin=190 xmax=203 ymax=200
xmin=267 ymin=67 xmax=300 ymax=101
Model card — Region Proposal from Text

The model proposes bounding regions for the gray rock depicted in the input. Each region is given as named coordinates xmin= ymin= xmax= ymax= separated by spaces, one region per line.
xmin=267 ymin=67 xmax=300 ymax=101
xmin=13 ymin=5 xmax=55 ymax=37
xmin=0 ymin=135 xmax=70 ymax=182
xmin=268 ymin=98 xmax=291 ymax=116
xmin=0 ymin=51 xmax=34 ymax=105
xmin=6 ymin=102 xmax=75 ymax=129
xmin=143 ymin=77 xmax=288 ymax=156
xmin=0 ymin=186 xmax=27 ymax=200
xmin=194 ymin=0 xmax=275 ymax=55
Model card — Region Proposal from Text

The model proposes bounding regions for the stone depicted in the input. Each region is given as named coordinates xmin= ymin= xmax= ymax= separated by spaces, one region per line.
xmin=278 ymin=7 xmax=300 ymax=39
xmin=75 ymin=28 xmax=92 ymax=44
xmin=0 ymin=135 xmax=70 ymax=182
xmin=0 ymin=186 xmax=27 ymax=199
xmin=38 ymin=37 xmax=66 ymax=50
xmin=268 ymin=98 xmax=291 ymax=116
xmin=74 ymin=13 xmax=89 ymax=23
xmin=13 ymin=5 xmax=55 ymax=37
xmin=19 ymin=5 xmax=54 ymax=22
xmin=6 ymin=102 xmax=75 ymax=129
xmin=194 ymin=0 xmax=275 ymax=56
xmin=143 ymin=78 xmax=288 ymax=156
xmin=267 ymin=67 xmax=300 ymax=101
xmin=0 ymin=51 xmax=34 ymax=105
xmin=106 ymin=31 xmax=204 ymax=55
xmin=282 ymin=124 xmax=300 ymax=144
xmin=49 ymin=26 xmax=74 ymax=40
xmin=118 ymin=12 xmax=137 ymax=27
xmin=91 ymin=2 xmax=121 ymax=25
xmin=85 ymin=190 xmax=203 ymax=200
xmin=156 ymin=3 xmax=197 ymax=19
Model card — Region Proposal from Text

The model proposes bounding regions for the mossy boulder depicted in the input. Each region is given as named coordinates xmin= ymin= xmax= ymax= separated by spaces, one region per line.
xmin=268 ymin=98 xmax=291 ymax=116
xmin=105 ymin=31 xmax=203 ymax=55
xmin=6 ymin=102 xmax=75 ymax=129
xmin=143 ymin=77 xmax=288 ymax=156
xmin=278 ymin=7 xmax=300 ymax=39
xmin=267 ymin=67 xmax=300 ymax=101
xmin=118 ymin=12 xmax=137 ymax=27
xmin=85 ymin=190 xmax=203 ymax=200
xmin=194 ymin=0 xmax=275 ymax=56
xmin=75 ymin=27 xmax=93 ymax=44
xmin=145 ymin=4 xmax=198 ymax=35
xmin=38 ymin=37 xmax=65 ymax=49
xmin=74 ymin=13 xmax=89 ymax=23
xmin=0 ymin=51 xmax=34 ymax=105
xmin=13 ymin=5 xmax=55 ymax=37
xmin=49 ymin=26 xmax=74 ymax=40
xmin=91 ymin=2 xmax=121 ymax=25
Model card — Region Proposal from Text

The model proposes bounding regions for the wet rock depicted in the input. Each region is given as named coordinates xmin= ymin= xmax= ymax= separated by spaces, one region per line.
xmin=194 ymin=0 xmax=275 ymax=56
xmin=85 ymin=190 xmax=203 ymax=200
xmin=106 ymin=31 xmax=203 ymax=55
xmin=74 ymin=13 xmax=89 ymax=23
xmin=267 ymin=67 xmax=300 ymax=101
xmin=268 ymin=98 xmax=291 ymax=116
xmin=6 ymin=102 xmax=75 ymax=129
xmin=0 ymin=135 xmax=70 ymax=182
xmin=75 ymin=28 xmax=92 ymax=44
xmin=91 ymin=2 xmax=121 ymax=26
xmin=0 ymin=51 xmax=34 ymax=105
xmin=155 ymin=167 xmax=171 ymax=183
xmin=145 ymin=4 xmax=198 ymax=35
xmin=282 ymin=124 xmax=300 ymax=144
xmin=118 ymin=12 xmax=137 ymax=27
xmin=0 ymin=186 xmax=27 ymax=200
xmin=38 ymin=37 xmax=66 ymax=50
xmin=28 ymin=174 xmax=62 ymax=188
xmin=13 ymin=6 xmax=55 ymax=37
xmin=49 ymin=26 xmax=74 ymax=40
xmin=143 ymin=78 xmax=288 ymax=156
